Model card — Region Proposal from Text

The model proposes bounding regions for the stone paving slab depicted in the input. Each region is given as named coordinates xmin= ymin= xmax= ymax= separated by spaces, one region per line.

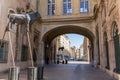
xmin=0 ymin=61 xmax=117 ymax=80
xmin=44 ymin=62 xmax=117 ymax=80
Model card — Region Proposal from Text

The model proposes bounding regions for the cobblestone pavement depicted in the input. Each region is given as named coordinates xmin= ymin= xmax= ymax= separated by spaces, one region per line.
xmin=44 ymin=61 xmax=117 ymax=80
xmin=0 ymin=61 xmax=117 ymax=80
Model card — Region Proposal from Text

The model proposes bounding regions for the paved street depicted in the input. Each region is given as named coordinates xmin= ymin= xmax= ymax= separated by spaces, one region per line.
xmin=44 ymin=61 xmax=116 ymax=80
xmin=0 ymin=61 xmax=117 ymax=80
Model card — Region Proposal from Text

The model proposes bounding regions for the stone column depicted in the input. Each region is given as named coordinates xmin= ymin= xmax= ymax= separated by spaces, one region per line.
xmin=108 ymin=39 xmax=116 ymax=71
xmin=37 ymin=41 xmax=44 ymax=80
xmin=93 ymin=41 xmax=98 ymax=68
xmin=72 ymin=0 xmax=80 ymax=14
xmin=37 ymin=41 xmax=45 ymax=66
xmin=27 ymin=67 xmax=37 ymax=80
xmin=56 ymin=0 xmax=62 ymax=15
xmin=8 ymin=67 xmax=20 ymax=80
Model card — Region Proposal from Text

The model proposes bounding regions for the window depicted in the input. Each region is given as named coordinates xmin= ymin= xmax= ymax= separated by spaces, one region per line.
xmin=80 ymin=0 xmax=89 ymax=13
xmin=48 ymin=0 xmax=55 ymax=15
xmin=104 ymin=32 xmax=110 ymax=69
xmin=113 ymin=23 xmax=118 ymax=37
xmin=96 ymin=26 xmax=100 ymax=65
xmin=113 ymin=22 xmax=120 ymax=73
xmin=0 ymin=40 xmax=8 ymax=63
xmin=21 ymin=45 xmax=28 ymax=61
xmin=63 ymin=0 xmax=72 ymax=14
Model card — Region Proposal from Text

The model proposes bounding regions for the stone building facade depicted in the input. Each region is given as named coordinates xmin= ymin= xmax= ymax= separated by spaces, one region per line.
xmin=49 ymin=35 xmax=71 ymax=63
xmin=0 ymin=0 xmax=120 ymax=79
xmin=79 ymin=44 xmax=84 ymax=59
xmin=75 ymin=48 xmax=80 ymax=59
xmin=94 ymin=0 xmax=120 ymax=79
xmin=70 ymin=46 xmax=77 ymax=59
xmin=83 ymin=37 xmax=90 ymax=61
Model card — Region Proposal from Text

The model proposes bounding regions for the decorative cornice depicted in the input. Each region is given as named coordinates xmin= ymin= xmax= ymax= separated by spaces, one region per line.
xmin=41 ymin=16 xmax=94 ymax=23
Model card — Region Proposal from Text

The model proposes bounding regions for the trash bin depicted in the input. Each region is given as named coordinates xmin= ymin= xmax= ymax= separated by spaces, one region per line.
xmin=27 ymin=67 xmax=37 ymax=80
xmin=37 ymin=66 xmax=44 ymax=80
xmin=8 ymin=67 xmax=20 ymax=80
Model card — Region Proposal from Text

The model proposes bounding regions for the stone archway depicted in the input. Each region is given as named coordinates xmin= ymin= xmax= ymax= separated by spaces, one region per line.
xmin=42 ymin=25 xmax=95 ymax=44
xmin=41 ymin=25 xmax=95 ymax=64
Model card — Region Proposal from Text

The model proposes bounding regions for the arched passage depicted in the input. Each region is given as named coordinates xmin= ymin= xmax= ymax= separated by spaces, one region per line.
xmin=43 ymin=25 xmax=95 ymax=44
xmin=42 ymin=25 xmax=95 ymax=64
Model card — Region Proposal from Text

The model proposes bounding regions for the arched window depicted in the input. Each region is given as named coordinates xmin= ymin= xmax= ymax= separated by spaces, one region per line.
xmin=113 ymin=23 xmax=118 ymax=37
xmin=103 ymin=32 xmax=109 ymax=69
xmin=48 ymin=0 xmax=55 ymax=15
xmin=96 ymin=26 xmax=100 ymax=65
xmin=80 ymin=0 xmax=89 ymax=13
xmin=113 ymin=22 xmax=120 ymax=73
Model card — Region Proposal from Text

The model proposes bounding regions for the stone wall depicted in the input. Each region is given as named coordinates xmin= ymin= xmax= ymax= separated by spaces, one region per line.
xmin=0 ymin=0 xmax=100 ymax=72
xmin=95 ymin=0 xmax=120 ymax=79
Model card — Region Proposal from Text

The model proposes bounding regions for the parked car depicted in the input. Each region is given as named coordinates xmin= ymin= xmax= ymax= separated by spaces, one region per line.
xmin=69 ymin=58 xmax=74 ymax=61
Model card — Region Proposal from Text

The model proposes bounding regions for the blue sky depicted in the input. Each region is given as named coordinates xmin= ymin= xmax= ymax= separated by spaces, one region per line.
xmin=66 ymin=34 xmax=84 ymax=49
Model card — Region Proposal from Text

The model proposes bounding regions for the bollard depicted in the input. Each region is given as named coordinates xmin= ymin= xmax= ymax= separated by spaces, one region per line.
xmin=37 ymin=66 xmax=44 ymax=80
xmin=8 ymin=67 xmax=20 ymax=80
xmin=27 ymin=67 xmax=38 ymax=80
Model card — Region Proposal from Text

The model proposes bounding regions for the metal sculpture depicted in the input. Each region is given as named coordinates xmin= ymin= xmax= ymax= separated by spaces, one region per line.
xmin=0 ymin=12 xmax=41 ymax=80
